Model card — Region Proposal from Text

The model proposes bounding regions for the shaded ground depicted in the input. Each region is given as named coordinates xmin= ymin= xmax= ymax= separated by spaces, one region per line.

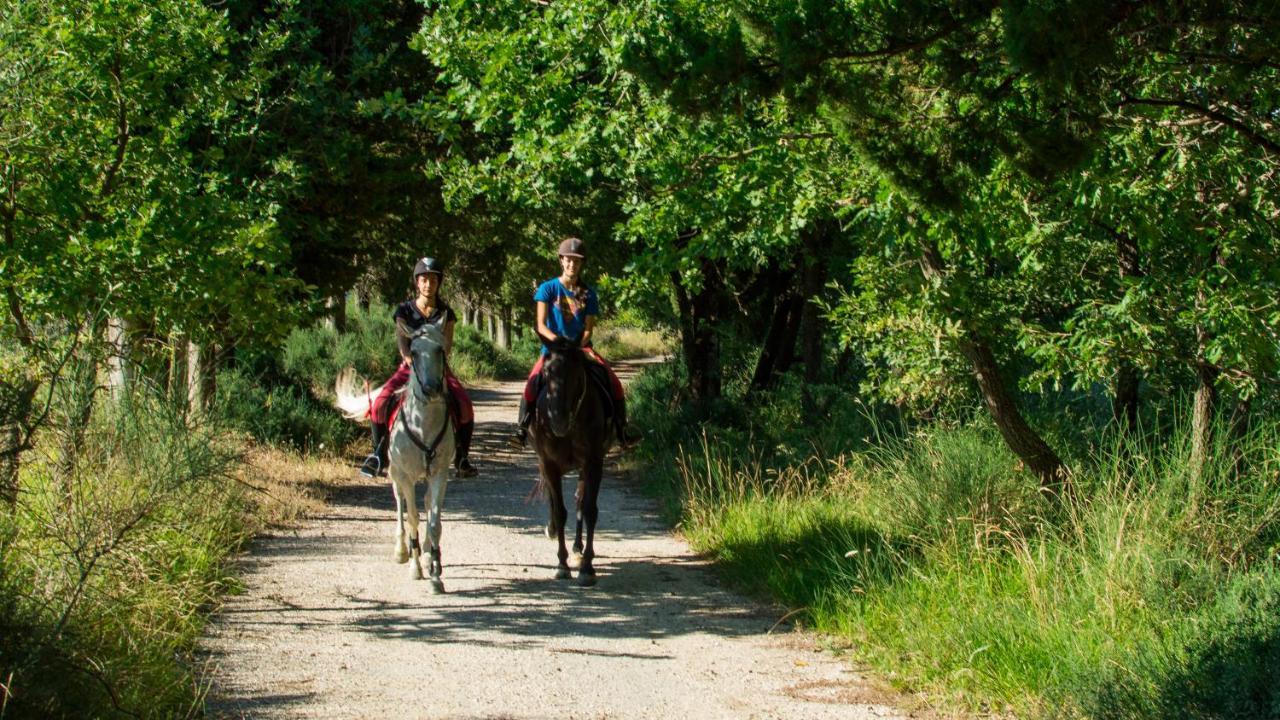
xmin=201 ymin=361 xmax=908 ymax=719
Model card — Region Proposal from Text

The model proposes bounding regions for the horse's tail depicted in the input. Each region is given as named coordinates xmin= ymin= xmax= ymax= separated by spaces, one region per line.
xmin=334 ymin=368 xmax=379 ymax=421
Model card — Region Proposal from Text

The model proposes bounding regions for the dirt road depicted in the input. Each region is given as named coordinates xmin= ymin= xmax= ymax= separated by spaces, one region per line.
xmin=201 ymin=361 xmax=907 ymax=719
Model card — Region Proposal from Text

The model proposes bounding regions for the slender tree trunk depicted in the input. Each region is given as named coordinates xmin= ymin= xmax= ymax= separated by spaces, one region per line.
xmin=187 ymin=341 xmax=218 ymax=414
xmin=324 ymin=294 xmax=347 ymax=333
xmin=1108 ymin=223 xmax=1144 ymax=433
xmin=672 ymin=257 xmax=724 ymax=406
xmin=919 ymin=242 xmax=1068 ymax=494
xmin=749 ymin=292 xmax=801 ymax=392
xmin=169 ymin=333 xmax=189 ymax=406
xmin=1114 ymin=365 xmax=1140 ymax=433
xmin=1189 ymin=244 xmax=1223 ymax=482
xmin=795 ymin=219 xmax=835 ymax=384
xmin=486 ymin=312 xmax=496 ymax=342
xmin=1189 ymin=361 xmax=1219 ymax=481
xmin=106 ymin=316 xmax=129 ymax=398
xmin=773 ymin=298 xmax=804 ymax=375
xmin=497 ymin=306 xmax=512 ymax=350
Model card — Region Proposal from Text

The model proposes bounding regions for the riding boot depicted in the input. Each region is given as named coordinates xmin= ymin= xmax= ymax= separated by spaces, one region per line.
xmin=613 ymin=395 xmax=637 ymax=448
xmin=454 ymin=421 xmax=477 ymax=477
xmin=360 ymin=421 xmax=389 ymax=477
xmin=507 ymin=396 xmax=532 ymax=449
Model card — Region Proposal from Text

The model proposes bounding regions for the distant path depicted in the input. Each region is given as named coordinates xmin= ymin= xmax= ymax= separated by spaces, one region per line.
xmin=201 ymin=359 xmax=906 ymax=719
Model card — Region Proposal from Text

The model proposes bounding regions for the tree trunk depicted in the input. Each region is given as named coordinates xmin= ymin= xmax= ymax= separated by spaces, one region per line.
xmin=1113 ymin=364 xmax=1140 ymax=434
xmin=1189 ymin=361 xmax=1219 ymax=482
xmin=773 ymin=298 xmax=804 ymax=376
xmin=749 ymin=292 xmax=801 ymax=392
xmin=497 ymin=306 xmax=512 ymax=350
xmin=169 ymin=334 xmax=189 ymax=406
xmin=672 ymin=257 xmax=724 ymax=406
xmin=919 ymin=242 xmax=1068 ymax=494
xmin=1189 ymin=244 xmax=1222 ymax=482
xmin=106 ymin=316 xmax=129 ymax=398
xmin=0 ymin=371 xmax=37 ymax=509
xmin=324 ymin=294 xmax=347 ymax=333
xmin=486 ymin=312 xmax=496 ymax=342
xmin=797 ymin=219 xmax=834 ymax=384
xmin=1110 ymin=223 xmax=1143 ymax=434
xmin=187 ymin=341 xmax=218 ymax=414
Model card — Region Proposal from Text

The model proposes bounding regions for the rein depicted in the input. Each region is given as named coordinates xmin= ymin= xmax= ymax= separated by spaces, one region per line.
xmin=397 ymin=401 xmax=451 ymax=466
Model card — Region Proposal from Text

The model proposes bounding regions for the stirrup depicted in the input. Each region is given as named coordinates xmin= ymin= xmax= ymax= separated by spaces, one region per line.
xmin=358 ymin=454 xmax=383 ymax=478
xmin=506 ymin=429 xmax=527 ymax=450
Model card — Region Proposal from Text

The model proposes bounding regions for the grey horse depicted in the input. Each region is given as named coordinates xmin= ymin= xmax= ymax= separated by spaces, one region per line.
xmin=336 ymin=325 xmax=455 ymax=592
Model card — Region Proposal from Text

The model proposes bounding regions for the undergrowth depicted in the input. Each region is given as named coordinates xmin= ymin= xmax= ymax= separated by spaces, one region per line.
xmin=629 ymin=360 xmax=1280 ymax=718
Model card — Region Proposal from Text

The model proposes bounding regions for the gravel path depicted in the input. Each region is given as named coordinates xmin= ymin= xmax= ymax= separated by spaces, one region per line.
xmin=201 ymin=361 xmax=908 ymax=719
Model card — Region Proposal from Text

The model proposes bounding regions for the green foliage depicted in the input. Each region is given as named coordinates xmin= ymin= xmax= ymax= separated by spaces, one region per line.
xmin=450 ymin=324 xmax=537 ymax=381
xmin=629 ymin=365 xmax=1280 ymax=716
xmin=215 ymin=366 xmax=355 ymax=453
xmin=0 ymin=387 xmax=246 ymax=718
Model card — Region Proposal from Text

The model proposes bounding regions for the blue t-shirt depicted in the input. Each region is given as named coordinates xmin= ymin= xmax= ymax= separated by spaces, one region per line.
xmin=534 ymin=278 xmax=598 ymax=352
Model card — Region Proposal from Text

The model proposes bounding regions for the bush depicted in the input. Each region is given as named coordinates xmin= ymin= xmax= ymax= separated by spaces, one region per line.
xmin=215 ymin=366 xmax=356 ymax=453
xmin=628 ymin=365 xmax=1280 ymax=717
xmin=0 ymin=385 xmax=246 ymax=718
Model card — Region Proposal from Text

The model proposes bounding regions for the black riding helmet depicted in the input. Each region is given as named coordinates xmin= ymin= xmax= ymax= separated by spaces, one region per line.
xmin=413 ymin=256 xmax=444 ymax=281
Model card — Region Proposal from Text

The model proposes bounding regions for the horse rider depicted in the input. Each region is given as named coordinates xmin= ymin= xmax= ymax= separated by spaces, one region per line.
xmin=509 ymin=237 xmax=633 ymax=448
xmin=360 ymin=257 xmax=478 ymax=478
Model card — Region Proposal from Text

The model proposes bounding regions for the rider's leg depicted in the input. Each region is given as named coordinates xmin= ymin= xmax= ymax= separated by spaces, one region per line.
xmin=508 ymin=357 xmax=545 ymax=448
xmin=584 ymin=348 xmax=634 ymax=446
xmin=446 ymin=374 xmax=478 ymax=477
xmin=360 ymin=420 xmax=390 ymax=477
xmin=453 ymin=421 xmax=476 ymax=477
xmin=362 ymin=364 xmax=410 ymax=477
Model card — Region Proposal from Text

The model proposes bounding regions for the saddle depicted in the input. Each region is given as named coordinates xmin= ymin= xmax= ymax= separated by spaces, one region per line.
xmin=388 ymin=388 xmax=462 ymax=430
xmin=534 ymin=362 xmax=614 ymax=420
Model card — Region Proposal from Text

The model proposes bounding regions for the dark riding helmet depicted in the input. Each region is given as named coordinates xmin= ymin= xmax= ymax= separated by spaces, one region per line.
xmin=412 ymin=256 xmax=444 ymax=280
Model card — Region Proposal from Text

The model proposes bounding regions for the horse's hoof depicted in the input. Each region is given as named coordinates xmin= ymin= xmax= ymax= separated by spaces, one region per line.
xmin=555 ymin=566 xmax=572 ymax=580
xmin=412 ymin=566 xmax=424 ymax=580
xmin=577 ymin=571 xmax=597 ymax=587
xmin=571 ymin=552 xmax=583 ymax=568
xmin=429 ymin=579 xmax=445 ymax=594
xmin=395 ymin=549 xmax=410 ymax=564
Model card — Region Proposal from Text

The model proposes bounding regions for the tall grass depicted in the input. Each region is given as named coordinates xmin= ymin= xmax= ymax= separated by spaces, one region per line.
xmin=629 ymin=361 xmax=1280 ymax=717
xmin=1 ymin=384 xmax=243 ymax=718
xmin=0 ymin=375 xmax=344 ymax=719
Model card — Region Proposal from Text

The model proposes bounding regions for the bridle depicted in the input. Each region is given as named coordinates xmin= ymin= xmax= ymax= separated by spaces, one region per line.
xmin=401 ymin=326 xmax=451 ymax=465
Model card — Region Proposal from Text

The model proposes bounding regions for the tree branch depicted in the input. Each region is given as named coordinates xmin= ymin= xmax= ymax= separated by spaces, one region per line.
xmin=1119 ymin=95 xmax=1280 ymax=155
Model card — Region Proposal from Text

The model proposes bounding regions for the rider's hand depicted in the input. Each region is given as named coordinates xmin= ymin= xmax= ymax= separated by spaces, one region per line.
xmin=402 ymin=355 xmax=412 ymax=366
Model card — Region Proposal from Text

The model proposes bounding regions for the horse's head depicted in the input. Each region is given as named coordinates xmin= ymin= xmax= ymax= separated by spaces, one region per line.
xmin=540 ymin=337 xmax=587 ymax=438
xmin=408 ymin=325 xmax=448 ymax=402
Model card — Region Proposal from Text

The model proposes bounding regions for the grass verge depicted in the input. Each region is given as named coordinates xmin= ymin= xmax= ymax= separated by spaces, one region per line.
xmin=628 ymin=361 xmax=1280 ymax=718
xmin=0 ymin=386 xmax=348 ymax=719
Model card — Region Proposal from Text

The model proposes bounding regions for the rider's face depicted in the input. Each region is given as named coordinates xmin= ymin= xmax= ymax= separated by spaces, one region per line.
xmin=559 ymin=255 xmax=582 ymax=280
xmin=416 ymin=273 xmax=440 ymax=300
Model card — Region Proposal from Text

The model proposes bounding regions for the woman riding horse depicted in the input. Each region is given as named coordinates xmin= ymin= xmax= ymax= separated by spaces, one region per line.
xmin=361 ymin=257 xmax=477 ymax=478
xmin=509 ymin=237 xmax=631 ymax=448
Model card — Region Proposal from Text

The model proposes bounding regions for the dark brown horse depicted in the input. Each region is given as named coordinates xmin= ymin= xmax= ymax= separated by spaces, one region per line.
xmin=530 ymin=338 xmax=614 ymax=586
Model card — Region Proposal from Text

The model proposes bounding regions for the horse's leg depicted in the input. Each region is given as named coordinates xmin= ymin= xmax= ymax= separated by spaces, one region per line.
xmin=391 ymin=476 xmax=410 ymax=564
xmin=425 ymin=471 xmax=448 ymax=594
xmin=577 ymin=455 xmax=604 ymax=587
xmin=572 ymin=476 xmax=585 ymax=564
xmin=401 ymin=477 xmax=424 ymax=580
xmin=541 ymin=460 xmax=571 ymax=580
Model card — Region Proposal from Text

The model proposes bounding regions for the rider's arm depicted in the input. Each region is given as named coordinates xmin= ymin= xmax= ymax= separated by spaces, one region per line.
xmin=535 ymin=301 xmax=559 ymax=343
xmin=580 ymin=315 xmax=595 ymax=347
xmin=395 ymin=316 xmax=412 ymax=365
